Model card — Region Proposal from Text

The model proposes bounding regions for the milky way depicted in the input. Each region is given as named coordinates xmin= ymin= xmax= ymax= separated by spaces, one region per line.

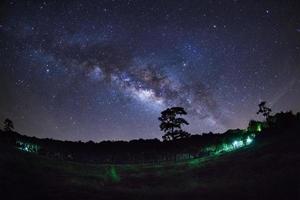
xmin=1 ymin=0 xmax=300 ymax=141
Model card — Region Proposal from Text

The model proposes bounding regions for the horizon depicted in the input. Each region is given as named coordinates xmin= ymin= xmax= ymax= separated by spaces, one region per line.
xmin=2 ymin=109 xmax=298 ymax=143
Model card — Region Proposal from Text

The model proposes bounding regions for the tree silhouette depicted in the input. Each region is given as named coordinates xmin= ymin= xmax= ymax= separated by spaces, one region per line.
xmin=257 ymin=101 xmax=272 ymax=118
xmin=3 ymin=118 xmax=14 ymax=132
xmin=158 ymin=107 xmax=190 ymax=141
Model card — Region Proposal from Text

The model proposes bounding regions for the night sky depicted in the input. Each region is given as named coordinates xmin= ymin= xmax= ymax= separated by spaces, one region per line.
xmin=1 ymin=0 xmax=300 ymax=141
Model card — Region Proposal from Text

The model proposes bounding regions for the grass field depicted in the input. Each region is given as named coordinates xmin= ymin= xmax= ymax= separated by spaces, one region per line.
xmin=1 ymin=133 xmax=300 ymax=200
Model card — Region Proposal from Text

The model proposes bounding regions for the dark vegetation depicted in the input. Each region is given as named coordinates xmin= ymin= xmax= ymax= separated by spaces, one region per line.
xmin=0 ymin=103 xmax=300 ymax=199
xmin=0 ymin=106 xmax=262 ymax=164
xmin=0 ymin=122 xmax=258 ymax=164
xmin=0 ymin=127 xmax=242 ymax=164
xmin=159 ymin=107 xmax=190 ymax=141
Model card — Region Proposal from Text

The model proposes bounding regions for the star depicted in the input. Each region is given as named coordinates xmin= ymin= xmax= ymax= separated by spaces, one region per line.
xmin=0 ymin=0 xmax=299 ymax=141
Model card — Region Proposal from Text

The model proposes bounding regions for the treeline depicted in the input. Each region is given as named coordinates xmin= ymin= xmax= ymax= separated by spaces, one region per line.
xmin=1 ymin=111 xmax=300 ymax=164
xmin=0 ymin=129 xmax=248 ymax=164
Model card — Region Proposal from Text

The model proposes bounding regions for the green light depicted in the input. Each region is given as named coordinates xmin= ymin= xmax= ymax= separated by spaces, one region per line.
xmin=188 ymin=158 xmax=202 ymax=167
xmin=204 ymin=134 xmax=255 ymax=157
xmin=106 ymin=166 xmax=120 ymax=183
xmin=246 ymin=137 xmax=253 ymax=145
xmin=16 ymin=141 xmax=40 ymax=153
xmin=257 ymin=124 xmax=262 ymax=132
xmin=232 ymin=140 xmax=244 ymax=148
xmin=222 ymin=144 xmax=232 ymax=151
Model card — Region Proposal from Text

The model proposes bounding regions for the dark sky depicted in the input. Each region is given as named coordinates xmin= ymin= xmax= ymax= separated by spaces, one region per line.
xmin=1 ymin=0 xmax=300 ymax=141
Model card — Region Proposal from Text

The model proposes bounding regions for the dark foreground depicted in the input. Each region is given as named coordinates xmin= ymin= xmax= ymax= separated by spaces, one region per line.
xmin=0 ymin=132 xmax=300 ymax=200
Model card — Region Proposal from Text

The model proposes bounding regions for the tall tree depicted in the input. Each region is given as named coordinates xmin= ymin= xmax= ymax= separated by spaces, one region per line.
xmin=256 ymin=101 xmax=272 ymax=118
xmin=3 ymin=118 xmax=14 ymax=132
xmin=158 ymin=107 xmax=190 ymax=141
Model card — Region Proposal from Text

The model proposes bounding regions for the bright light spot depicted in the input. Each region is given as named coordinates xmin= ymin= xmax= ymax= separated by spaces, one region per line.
xmin=210 ymin=135 xmax=256 ymax=155
xmin=232 ymin=140 xmax=244 ymax=148
xmin=138 ymin=89 xmax=154 ymax=100
xmin=131 ymin=88 xmax=164 ymax=106
xmin=257 ymin=124 xmax=262 ymax=132
xmin=111 ymin=74 xmax=164 ymax=108
xmin=246 ymin=137 xmax=253 ymax=145
xmin=16 ymin=141 xmax=40 ymax=153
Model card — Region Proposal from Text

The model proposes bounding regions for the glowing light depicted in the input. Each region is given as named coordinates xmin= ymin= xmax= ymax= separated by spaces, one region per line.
xmin=198 ymin=134 xmax=256 ymax=159
xmin=16 ymin=141 xmax=40 ymax=153
xmin=221 ymin=144 xmax=232 ymax=152
xmin=246 ymin=136 xmax=253 ymax=145
xmin=232 ymin=140 xmax=244 ymax=148
xmin=106 ymin=166 xmax=120 ymax=182
xmin=137 ymin=89 xmax=155 ymax=100
xmin=111 ymin=73 xmax=165 ymax=107
xmin=257 ymin=124 xmax=262 ymax=132
xmin=131 ymin=87 xmax=164 ymax=106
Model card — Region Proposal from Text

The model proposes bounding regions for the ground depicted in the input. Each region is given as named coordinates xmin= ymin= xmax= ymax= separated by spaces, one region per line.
xmin=0 ymin=133 xmax=300 ymax=200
